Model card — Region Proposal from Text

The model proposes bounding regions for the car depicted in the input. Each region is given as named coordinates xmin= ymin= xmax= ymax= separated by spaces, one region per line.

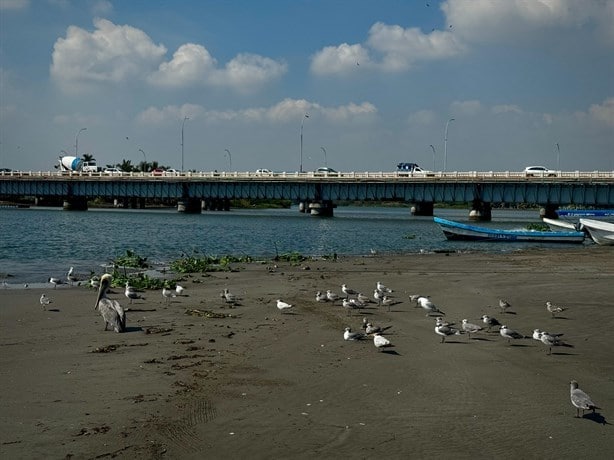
xmin=163 ymin=168 xmax=181 ymax=176
xmin=151 ymin=168 xmax=165 ymax=176
xmin=255 ymin=168 xmax=272 ymax=174
xmin=314 ymin=167 xmax=339 ymax=176
xmin=524 ymin=166 xmax=558 ymax=177
xmin=103 ymin=167 xmax=122 ymax=174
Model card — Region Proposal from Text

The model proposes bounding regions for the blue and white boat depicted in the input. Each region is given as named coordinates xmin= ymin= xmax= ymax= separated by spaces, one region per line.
xmin=433 ymin=217 xmax=586 ymax=243
xmin=557 ymin=209 xmax=614 ymax=217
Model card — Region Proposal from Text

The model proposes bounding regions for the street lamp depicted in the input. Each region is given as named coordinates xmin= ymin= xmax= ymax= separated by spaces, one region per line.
xmin=300 ymin=113 xmax=309 ymax=173
xmin=139 ymin=148 xmax=147 ymax=172
xmin=555 ymin=143 xmax=560 ymax=171
xmin=320 ymin=146 xmax=327 ymax=167
xmin=181 ymin=116 xmax=189 ymax=172
xmin=443 ymin=118 xmax=454 ymax=173
xmin=224 ymin=148 xmax=232 ymax=171
xmin=75 ymin=127 xmax=87 ymax=156
xmin=429 ymin=144 xmax=436 ymax=171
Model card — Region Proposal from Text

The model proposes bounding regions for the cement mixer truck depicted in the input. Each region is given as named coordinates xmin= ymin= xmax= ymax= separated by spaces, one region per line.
xmin=57 ymin=156 xmax=101 ymax=172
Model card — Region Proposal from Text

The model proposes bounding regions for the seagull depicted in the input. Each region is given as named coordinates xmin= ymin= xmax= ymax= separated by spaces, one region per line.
xmin=342 ymin=298 xmax=359 ymax=316
xmin=373 ymin=332 xmax=394 ymax=351
xmin=435 ymin=316 xmax=454 ymax=327
xmin=357 ymin=292 xmax=371 ymax=304
xmin=326 ymin=290 xmax=339 ymax=304
xmin=365 ymin=322 xmax=392 ymax=335
xmin=409 ymin=294 xmax=427 ymax=302
xmin=39 ymin=294 xmax=53 ymax=310
xmin=461 ymin=319 xmax=483 ymax=339
xmin=417 ymin=296 xmax=444 ymax=316
xmin=373 ymin=289 xmax=384 ymax=305
xmin=498 ymin=299 xmax=512 ymax=313
xmin=481 ymin=314 xmax=501 ymax=332
xmin=94 ymin=274 xmax=126 ymax=332
xmin=435 ymin=324 xmax=461 ymax=343
xmin=341 ymin=284 xmax=357 ymax=298
xmin=541 ymin=331 xmax=573 ymax=355
xmin=222 ymin=288 xmax=238 ymax=304
xmin=66 ymin=266 xmax=79 ymax=285
xmin=48 ymin=277 xmax=63 ymax=289
xmin=175 ymin=284 xmax=185 ymax=296
xmin=570 ymin=380 xmax=601 ymax=418
xmin=546 ymin=301 xmax=567 ymax=318
xmin=376 ymin=281 xmax=392 ymax=294
xmin=343 ymin=327 xmax=366 ymax=341
xmin=125 ymin=282 xmax=145 ymax=304
xmin=532 ymin=328 xmax=543 ymax=341
xmin=89 ymin=276 xmax=100 ymax=289
xmin=381 ymin=296 xmax=396 ymax=312
xmin=162 ymin=287 xmax=176 ymax=303
xmin=276 ymin=299 xmax=293 ymax=314
xmin=315 ymin=291 xmax=328 ymax=302
xmin=499 ymin=325 xmax=524 ymax=343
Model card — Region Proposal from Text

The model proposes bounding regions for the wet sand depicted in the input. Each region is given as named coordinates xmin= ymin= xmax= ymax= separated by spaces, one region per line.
xmin=1 ymin=248 xmax=613 ymax=459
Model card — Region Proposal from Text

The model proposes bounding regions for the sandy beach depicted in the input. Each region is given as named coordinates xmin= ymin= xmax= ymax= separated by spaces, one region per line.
xmin=1 ymin=248 xmax=613 ymax=459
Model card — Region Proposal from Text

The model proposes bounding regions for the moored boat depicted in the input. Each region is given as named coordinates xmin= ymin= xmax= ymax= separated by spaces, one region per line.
xmin=433 ymin=217 xmax=585 ymax=243
xmin=558 ymin=209 xmax=614 ymax=217
xmin=579 ymin=218 xmax=614 ymax=245
xmin=542 ymin=217 xmax=579 ymax=231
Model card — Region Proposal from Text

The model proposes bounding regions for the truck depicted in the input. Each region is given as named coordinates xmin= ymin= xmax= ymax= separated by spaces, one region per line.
xmin=57 ymin=156 xmax=101 ymax=172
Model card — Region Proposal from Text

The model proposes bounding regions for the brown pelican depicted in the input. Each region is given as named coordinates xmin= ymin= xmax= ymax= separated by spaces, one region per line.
xmin=95 ymin=274 xmax=126 ymax=332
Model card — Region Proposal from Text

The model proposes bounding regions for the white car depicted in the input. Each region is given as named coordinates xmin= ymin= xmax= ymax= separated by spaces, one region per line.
xmin=255 ymin=168 xmax=272 ymax=174
xmin=524 ymin=166 xmax=558 ymax=177
xmin=103 ymin=167 xmax=122 ymax=175
xmin=163 ymin=168 xmax=181 ymax=176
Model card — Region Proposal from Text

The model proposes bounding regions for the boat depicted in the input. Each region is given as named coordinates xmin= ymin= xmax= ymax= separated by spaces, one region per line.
xmin=542 ymin=217 xmax=579 ymax=231
xmin=433 ymin=217 xmax=585 ymax=243
xmin=557 ymin=209 xmax=614 ymax=217
xmin=579 ymin=218 xmax=614 ymax=245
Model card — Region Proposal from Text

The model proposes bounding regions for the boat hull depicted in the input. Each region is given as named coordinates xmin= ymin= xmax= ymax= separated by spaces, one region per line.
xmin=434 ymin=217 xmax=585 ymax=243
xmin=579 ymin=218 xmax=614 ymax=245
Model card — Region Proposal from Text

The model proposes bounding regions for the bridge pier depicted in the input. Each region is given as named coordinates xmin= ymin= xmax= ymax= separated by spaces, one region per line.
xmin=201 ymin=198 xmax=230 ymax=211
xmin=63 ymin=196 xmax=88 ymax=211
xmin=178 ymin=198 xmax=202 ymax=214
xmin=410 ymin=201 xmax=434 ymax=216
xmin=469 ymin=200 xmax=492 ymax=221
xmin=308 ymin=200 xmax=335 ymax=217
xmin=540 ymin=204 xmax=559 ymax=219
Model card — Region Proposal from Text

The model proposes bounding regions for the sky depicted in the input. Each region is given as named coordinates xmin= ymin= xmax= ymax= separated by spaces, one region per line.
xmin=1 ymin=0 xmax=613 ymax=173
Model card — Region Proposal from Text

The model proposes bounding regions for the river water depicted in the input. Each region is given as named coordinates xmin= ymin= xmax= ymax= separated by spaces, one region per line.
xmin=0 ymin=205 xmax=588 ymax=286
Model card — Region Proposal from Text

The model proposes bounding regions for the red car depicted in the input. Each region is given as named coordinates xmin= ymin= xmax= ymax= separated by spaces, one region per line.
xmin=151 ymin=168 xmax=164 ymax=176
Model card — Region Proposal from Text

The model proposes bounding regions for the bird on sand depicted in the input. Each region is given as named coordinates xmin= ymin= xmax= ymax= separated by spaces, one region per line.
xmin=435 ymin=323 xmax=461 ymax=343
xmin=39 ymin=294 xmax=53 ymax=310
xmin=343 ymin=327 xmax=366 ymax=341
xmin=461 ymin=319 xmax=483 ymax=339
xmin=570 ymin=380 xmax=601 ymax=418
xmin=315 ymin=291 xmax=328 ymax=302
xmin=546 ymin=301 xmax=567 ymax=318
xmin=416 ymin=296 xmax=444 ymax=316
xmin=66 ymin=266 xmax=79 ymax=285
xmin=175 ymin=284 xmax=186 ymax=296
xmin=341 ymin=284 xmax=357 ymax=298
xmin=162 ymin=287 xmax=176 ymax=303
xmin=497 ymin=299 xmax=512 ymax=313
xmin=94 ymin=274 xmax=126 ymax=333
xmin=499 ymin=325 xmax=524 ymax=343
xmin=376 ymin=281 xmax=392 ymax=294
xmin=276 ymin=299 xmax=293 ymax=314
xmin=124 ymin=282 xmax=145 ymax=304
xmin=326 ymin=290 xmax=339 ymax=304
xmin=48 ymin=277 xmax=63 ymax=289
xmin=481 ymin=314 xmax=501 ymax=332
xmin=540 ymin=331 xmax=573 ymax=355
xmin=373 ymin=332 xmax=394 ymax=351
xmin=357 ymin=292 xmax=371 ymax=304
xmin=222 ymin=288 xmax=238 ymax=304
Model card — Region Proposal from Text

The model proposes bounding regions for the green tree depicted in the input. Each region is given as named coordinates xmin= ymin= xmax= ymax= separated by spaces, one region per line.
xmin=117 ymin=159 xmax=136 ymax=172
xmin=82 ymin=153 xmax=96 ymax=162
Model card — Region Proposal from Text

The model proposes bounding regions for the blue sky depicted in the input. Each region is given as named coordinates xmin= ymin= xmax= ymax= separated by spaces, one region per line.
xmin=1 ymin=0 xmax=613 ymax=172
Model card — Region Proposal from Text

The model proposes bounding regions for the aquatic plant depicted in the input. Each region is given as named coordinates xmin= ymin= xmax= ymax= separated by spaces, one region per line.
xmin=111 ymin=249 xmax=149 ymax=268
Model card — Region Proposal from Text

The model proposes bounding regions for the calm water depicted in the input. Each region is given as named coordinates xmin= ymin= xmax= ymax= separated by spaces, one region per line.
xmin=0 ymin=205 xmax=588 ymax=285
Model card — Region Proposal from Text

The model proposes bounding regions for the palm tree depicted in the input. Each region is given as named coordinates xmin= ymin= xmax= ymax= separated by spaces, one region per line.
xmin=82 ymin=153 xmax=96 ymax=162
xmin=117 ymin=159 xmax=135 ymax=172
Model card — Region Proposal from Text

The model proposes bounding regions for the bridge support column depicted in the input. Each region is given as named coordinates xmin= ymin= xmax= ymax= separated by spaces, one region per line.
xmin=308 ymin=200 xmax=335 ymax=217
xmin=63 ymin=196 xmax=88 ymax=211
xmin=299 ymin=201 xmax=307 ymax=213
xmin=178 ymin=198 xmax=202 ymax=214
xmin=469 ymin=200 xmax=492 ymax=221
xmin=540 ymin=204 xmax=559 ymax=219
xmin=410 ymin=201 xmax=434 ymax=216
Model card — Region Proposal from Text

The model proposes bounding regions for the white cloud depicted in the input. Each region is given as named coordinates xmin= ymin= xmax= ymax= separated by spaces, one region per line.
xmin=51 ymin=18 xmax=167 ymax=91
xmin=136 ymin=104 xmax=204 ymax=124
xmin=588 ymin=97 xmax=614 ymax=126
xmin=212 ymin=53 xmax=287 ymax=90
xmin=92 ymin=0 xmax=113 ymax=16
xmin=0 ymin=0 xmax=29 ymax=10
xmin=492 ymin=104 xmax=523 ymax=115
xmin=408 ymin=110 xmax=436 ymax=125
xmin=450 ymin=100 xmax=482 ymax=116
xmin=311 ymin=43 xmax=371 ymax=75
xmin=148 ymin=43 xmax=216 ymax=88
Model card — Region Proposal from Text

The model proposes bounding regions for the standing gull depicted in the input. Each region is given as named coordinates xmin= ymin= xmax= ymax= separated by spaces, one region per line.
xmin=125 ymin=282 xmax=145 ymax=304
xmin=546 ymin=301 xmax=567 ymax=318
xmin=373 ymin=332 xmax=394 ymax=352
xmin=499 ymin=325 xmax=525 ymax=343
xmin=570 ymin=380 xmax=601 ymax=417
xmin=66 ymin=266 xmax=79 ymax=285
xmin=376 ymin=281 xmax=392 ymax=294
xmin=48 ymin=277 xmax=63 ymax=289
xmin=461 ymin=319 xmax=483 ymax=339
xmin=416 ymin=296 xmax=444 ymax=316
xmin=540 ymin=331 xmax=573 ymax=355
xmin=94 ymin=274 xmax=126 ymax=332
xmin=498 ymin=299 xmax=512 ymax=314
xmin=341 ymin=284 xmax=357 ymax=298
xmin=162 ymin=287 xmax=176 ymax=303
xmin=326 ymin=290 xmax=339 ymax=304
xmin=276 ymin=299 xmax=294 ymax=314
xmin=435 ymin=323 xmax=461 ymax=343
xmin=175 ymin=284 xmax=186 ymax=296
xmin=39 ymin=294 xmax=53 ymax=310
xmin=481 ymin=314 xmax=501 ymax=332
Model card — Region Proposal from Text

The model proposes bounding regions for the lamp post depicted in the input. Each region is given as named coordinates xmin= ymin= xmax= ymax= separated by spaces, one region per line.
xmin=75 ymin=127 xmax=87 ymax=156
xmin=320 ymin=146 xmax=327 ymax=167
xmin=300 ymin=113 xmax=309 ymax=173
xmin=443 ymin=118 xmax=454 ymax=173
xmin=181 ymin=116 xmax=189 ymax=172
xmin=429 ymin=144 xmax=436 ymax=171
xmin=224 ymin=149 xmax=232 ymax=171
xmin=555 ymin=143 xmax=560 ymax=171
xmin=139 ymin=148 xmax=147 ymax=172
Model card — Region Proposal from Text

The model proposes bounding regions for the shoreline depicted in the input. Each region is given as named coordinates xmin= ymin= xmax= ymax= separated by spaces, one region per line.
xmin=1 ymin=248 xmax=613 ymax=458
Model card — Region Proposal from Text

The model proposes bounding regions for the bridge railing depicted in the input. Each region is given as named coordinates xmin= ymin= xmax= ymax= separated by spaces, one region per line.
xmin=1 ymin=170 xmax=613 ymax=181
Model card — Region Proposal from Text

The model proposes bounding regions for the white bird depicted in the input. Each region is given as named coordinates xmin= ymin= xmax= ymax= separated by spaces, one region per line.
xmin=532 ymin=328 xmax=543 ymax=340
xmin=481 ymin=314 xmax=501 ymax=332
xmin=381 ymin=295 xmax=396 ymax=312
xmin=357 ymin=292 xmax=371 ymax=304
xmin=341 ymin=284 xmax=357 ymax=298
xmin=461 ymin=319 xmax=483 ymax=338
xmin=39 ymin=294 xmax=53 ymax=310
xmin=373 ymin=289 xmax=384 ymax=305
xmin=48 ymin=277 xmax=63 ymax=289
xmin=343 ymin=327 xmax=365 ymax=341
xmin=376 ymin=281 xmax=392 ymax=294
xmin=276 ymin=299 xmax=293 ymax=314
xmin=66 ymin=266 xmax=78 ymax=285
xmin=315 ymin=291 xmax=328 ymax=302
xmin=409 ymin=294 xmax=427 ymax=302
xmin=373 ymin=332 xmax=394 ymax=351
xmin=498 ymin=299 xmax=512 ymax=313
xmin=417 ymin=296 xmax=444 ymax=316
xmin=499 ymin=325 xmax=524 ymax=343
xmin=326 ymin=290 xmax=339 ymax=303
xmin=162 ymin=287 xmax=176 ymax=303
xmin=342 ymin=298 xmax=358 ymax=316
xmin=222 ymin=288 xmax=238 ymax=304
xmin=541 ymin=331 xmax=573 ymax=355
xmin=124 ymin=282 xmax=145 ymax=304
xmin=570 ymin=380 xmax=601 ymax=418
xmin=546 ymin=301 xmax=567 ymax=318
xmin=435 ymin=316 xmax=454 ymax=327
xmin=175 ymin=284 xmax=185 ymax=296
xmin=94 ymin=274 xmax=126 ymax=332
xmin=365 ymin=322 xmax=392 ymax=335
xmin=89 ymin=276 xmax=100 ymax=289
xmin=435 ymin=324 xmax=461 ymax=343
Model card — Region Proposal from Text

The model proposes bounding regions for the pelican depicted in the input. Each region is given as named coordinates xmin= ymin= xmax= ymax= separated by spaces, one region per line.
xmin=175 ymin=284 xmax=186 ymax=296
xmin=124 ymin=282 xmax=145 ymax=304
xmin=546 ymin=301 xmax=567 ymax=318
xmin=94 ymin=274 xmax=126 ymax=332
xmin=570 ymin=380 xmax=600 ymax=417
xmin=461 ymin=319 xmax=483 ymax=339
xmin=343 ymin=327 xmax=365 ymax=341
xmin=66 ymin=266 xmax=78 ymax=285
xmin=373 ymin=332 xmax=393 ymax=351
xmin=276 ymin=299 xmax=293 ymax=314
xmin=39 ymin=294 xmax=53 ymax=310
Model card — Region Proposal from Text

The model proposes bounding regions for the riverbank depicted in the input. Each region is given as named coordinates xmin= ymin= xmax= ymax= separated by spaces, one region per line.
xmin=1 ymin=248 xmax=613 ymax=458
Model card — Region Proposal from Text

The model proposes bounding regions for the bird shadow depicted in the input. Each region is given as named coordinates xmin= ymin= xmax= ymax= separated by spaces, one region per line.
xmin=549 ymin=351 xmax=576 ymax=356
xmin=468 ymin=337 xmax=492 ymax=342
xmin=443 ymin=340 xmax=469 ymax=344
xmin=582 ymin=412 xmax=610 ymax=425
xmin=509 ymin=343 xmax=531 ymax=347
xmin=380 ymin=349 xmax=400 ymax=356
xmin=46 ymin=308 xmax=61 ymax=313
xmin=551 ymin=316 xmax=570 ymax=320
xmin=503 ymin=311 xmax=517 ymax=315
xmin=125 ymin=326 xmax=144 ymax=333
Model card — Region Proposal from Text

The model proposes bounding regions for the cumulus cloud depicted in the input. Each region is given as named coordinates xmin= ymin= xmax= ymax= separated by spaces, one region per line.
xmin=588 ymin=97 xmax=614 ymax=126
xmin=51 ymin=18 xmax=167 ymax=91
xmin=311 ymin=43 xmax=372 ymax=75
xmin=136 ymin=104 xmax=204 ymax=125
xmin=450 ymin=100 xmax=483 ymax=116
xmin=148 ymin=44 xmax=216 ymax=87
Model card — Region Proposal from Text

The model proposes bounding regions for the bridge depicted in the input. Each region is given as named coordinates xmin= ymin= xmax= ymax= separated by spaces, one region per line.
xmin=1 ymin=170 xmax=613 ymax=220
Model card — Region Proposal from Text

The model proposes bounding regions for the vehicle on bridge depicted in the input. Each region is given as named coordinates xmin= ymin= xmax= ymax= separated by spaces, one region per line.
xmin=524 ymin=166 xmax=558 ymax=177
xmin=57 ymin=156 xmax=101 ymax=172
xmin=397 ymin=162 xmax=433 ymax=176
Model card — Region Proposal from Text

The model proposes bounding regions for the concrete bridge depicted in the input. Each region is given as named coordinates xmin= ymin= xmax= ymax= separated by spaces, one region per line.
xmin=1 ymin=169 xmax=613 ymax=220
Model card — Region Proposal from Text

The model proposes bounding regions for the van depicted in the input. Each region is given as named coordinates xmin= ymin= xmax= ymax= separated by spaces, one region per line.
xmin=396 ymin=163 xmax=433 ymax=176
